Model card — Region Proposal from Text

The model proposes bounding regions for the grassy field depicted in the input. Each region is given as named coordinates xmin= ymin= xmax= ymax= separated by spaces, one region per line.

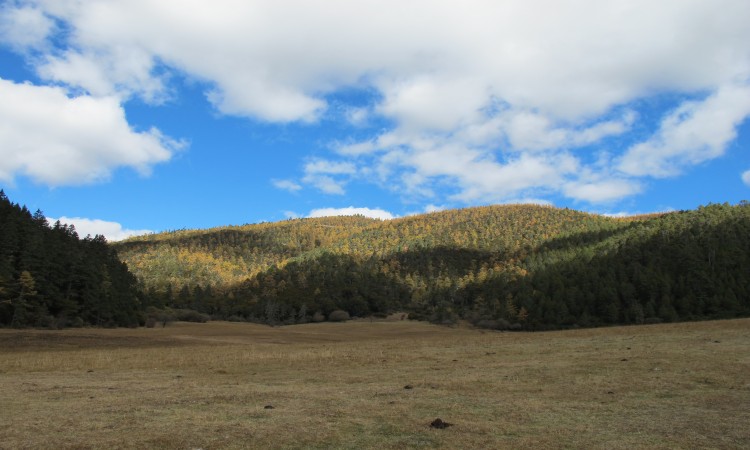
xmin=1 ymin=318 xmax=748 ymax=449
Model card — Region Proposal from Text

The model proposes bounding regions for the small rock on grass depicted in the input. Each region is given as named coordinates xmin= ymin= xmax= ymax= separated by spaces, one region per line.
xmin=264 ymin=405 xmax=274 ymax=409
xmin=430 ymin=418 xmax=452 ymax=429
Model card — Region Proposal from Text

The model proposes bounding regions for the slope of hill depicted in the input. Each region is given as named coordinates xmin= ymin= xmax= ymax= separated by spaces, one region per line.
xmin=115 ymin=201 xmax=750 ymax=329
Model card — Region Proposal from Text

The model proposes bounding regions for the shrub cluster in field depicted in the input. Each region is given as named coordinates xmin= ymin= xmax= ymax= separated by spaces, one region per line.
xmin=144 ymin=306 xmax=357 ymax=327
xmin=144 ymin=307 xmax=210 ymax=327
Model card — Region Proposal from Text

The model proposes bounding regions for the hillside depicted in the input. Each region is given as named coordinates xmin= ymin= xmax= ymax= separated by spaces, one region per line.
xmin=117 ymin=202 xmax=750 ymax=329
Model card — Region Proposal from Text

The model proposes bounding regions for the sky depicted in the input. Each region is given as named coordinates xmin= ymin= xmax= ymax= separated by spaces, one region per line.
xmin=1 ymin=0 xmax=749 ymax=241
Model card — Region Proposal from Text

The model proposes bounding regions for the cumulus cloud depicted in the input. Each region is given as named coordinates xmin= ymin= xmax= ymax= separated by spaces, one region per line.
xmin=308 ymin=206 xmax=396 ymax=220
xmin=11 ymin=1 xmax=748 ymax=122
xmin=47 ymin=217 xmax=152 ymax=242
xmin=0 ymin=78 xmax=181 ymax=186
xmin=4 ymin=0 xmax=750 ymax=202
xmin=742 ymin=170 xmax=750 ymax=187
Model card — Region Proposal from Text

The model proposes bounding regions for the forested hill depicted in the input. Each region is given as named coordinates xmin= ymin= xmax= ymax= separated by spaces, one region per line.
xmin=117 ymin=202 xmax=750 ymax=329
xmin=0 ymin=191 xmax=141 ymax=328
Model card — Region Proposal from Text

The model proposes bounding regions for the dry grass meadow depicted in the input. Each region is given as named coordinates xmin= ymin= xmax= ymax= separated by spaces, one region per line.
xmin=1 ymin=318 xmax=749 ymax=449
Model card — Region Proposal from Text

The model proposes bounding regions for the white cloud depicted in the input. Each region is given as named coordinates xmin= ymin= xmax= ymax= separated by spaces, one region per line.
xmin=563 ymin=178 xmax=643 ymax=204
xmin=300 ymin=159 xmax=357 ymax=194
xmin=38 ymin=48 xmax=168 ymax=103
xmin=599 ymin=207 xmax=674 ymax=218
xmin=0 ymin=78 xmax=181 ymax=186
xmin=742 ymin=170 xmax=750 ymax=187
xmin=4 ymin=0 xmax=750 ymax=203
xmin=12 ymin=0 xmax=749 ymax=124
xmin=47 ymin=217 xmax=152 ymax=242
xmin=302 ymin=175 xmax=346 ymax=195
xmin=304 ymin=160 xmax=357 ymax=175
xmin=334 ymin=140 xmax=378 ymax=156
xmin=619 ymin=84 xmax=750 ymax=177
xmin=0 ymin=4 xmax=53 ymax=50
xmin=378 ymin=139 xmax=579 ymax=204
xmin=272 ymin=179 xmax=302 ymax=192
xmin=308 ymin=206 xmax=396 ymax=220
xmin=502 ymin=109 xmax=636 ymax=152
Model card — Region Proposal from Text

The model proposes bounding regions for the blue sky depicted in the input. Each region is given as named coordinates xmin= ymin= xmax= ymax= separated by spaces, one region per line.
xmin=1 ymin=0 xmax=749 ymax=240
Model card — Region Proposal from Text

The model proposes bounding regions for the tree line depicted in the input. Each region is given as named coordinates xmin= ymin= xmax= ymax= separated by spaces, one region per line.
xmin=0 ymin=191 xmax=141 ymax=327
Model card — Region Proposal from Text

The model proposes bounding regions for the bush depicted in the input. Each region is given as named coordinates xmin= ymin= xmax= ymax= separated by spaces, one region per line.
xmin=407 ymin=311 xmax=429 ymax=321
xmin=145 ymin=307 xmax=208 ymax=326
xmin=173 ymin=309 xmax=210 ymax=323
xmin=476 ymin=318 xmax=511 ymax=330
xmin=328 ymin=310 xmax=350 ymax=322
xmin=429 ymin=307 xmax=458 ymax=326
xmin=312 ymin=311 xmax=326 ymax=322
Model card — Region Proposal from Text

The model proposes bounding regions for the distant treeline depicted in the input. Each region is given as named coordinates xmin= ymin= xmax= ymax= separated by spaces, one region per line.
xmin=0 ymin=191 xmax=141 ymax=328
xmin=120 ymin=201 xmax=750 ymax=330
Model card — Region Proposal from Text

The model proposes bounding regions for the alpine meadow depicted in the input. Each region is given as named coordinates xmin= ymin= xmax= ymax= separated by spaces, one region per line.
xmin=3 ymin=0 xmax=750 ymax=448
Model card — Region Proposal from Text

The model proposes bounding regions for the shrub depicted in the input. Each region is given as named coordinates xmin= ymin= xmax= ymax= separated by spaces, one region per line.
xmin=173 ymin=309 xmax=210 ymax=323
xmin=312 ymin=311 xmax=326 ymax=322
xmin=429 ymin=308 xmax=458 ymax=326
xmin=144 ymin=306 xmax=211 ymax=327
xmin=328 ymin=310 xmax=350 ymax=322
xmin=476 ymin=318 xmax=511 ymax=330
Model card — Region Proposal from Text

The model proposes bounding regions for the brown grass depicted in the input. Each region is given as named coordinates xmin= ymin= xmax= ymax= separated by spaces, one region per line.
xmin=1 ymin=319 xmax=748 ymax=449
